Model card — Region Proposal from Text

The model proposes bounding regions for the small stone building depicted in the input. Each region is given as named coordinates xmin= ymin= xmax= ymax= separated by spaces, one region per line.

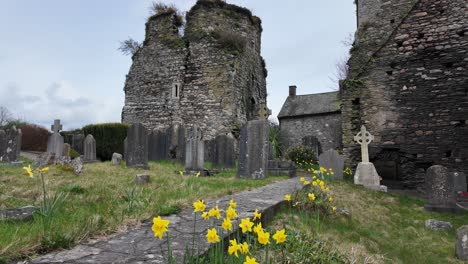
xmin=278 ymin=86 xmax=342 ymax=154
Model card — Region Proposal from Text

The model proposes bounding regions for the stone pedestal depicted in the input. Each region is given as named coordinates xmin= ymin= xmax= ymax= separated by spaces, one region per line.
xmin=354 ymin=162 xmax=385 ymax=191
xmin=126 ymin=123 xmax=149 ymax=170
xmin=456 ymin=225 xmax=468 ymax=261
xmin=185 ymin=126 xmax=204 ymax=172
xmin=237 ymin=120 xmax=269 ymax=179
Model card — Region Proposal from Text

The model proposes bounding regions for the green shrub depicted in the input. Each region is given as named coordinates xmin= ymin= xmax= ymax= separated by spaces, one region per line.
xmin=269 ymin=122 xmax=284 ymax=160
xmin=69 ymin=148 xmax=80 ymax=159
xmin=286 ymin=145 xmax=317 ymax=168
xmin=82 ymin=123 xmax=129 ymax=161
xmin=19 ymin=123 xmax=50 ymax=152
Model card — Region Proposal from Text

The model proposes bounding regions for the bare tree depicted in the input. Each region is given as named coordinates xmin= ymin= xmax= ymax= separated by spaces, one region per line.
xmin=328 ymin=33 xmax=354 ymax=90
xmin=0 ymin=106 xmax=12 ymax=127
xmin=118 ymin=38 xmax=142 ymax=56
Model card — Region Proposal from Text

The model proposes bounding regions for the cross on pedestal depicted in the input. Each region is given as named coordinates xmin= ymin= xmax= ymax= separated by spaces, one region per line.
xmin=51 ymin=119 xmax=62 ymax=134
xmin=354 ymin=125 xmax=374 ymax=162
xmin=258 ymin=103 xmax=271 ymax=120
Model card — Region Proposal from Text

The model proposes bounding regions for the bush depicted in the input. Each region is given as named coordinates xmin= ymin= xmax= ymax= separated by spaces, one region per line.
xmin=82 ymin=123 xmax=129 ymax=161
xmin=269 ymin=122 xmax=284 ymax=160
xmin=286 ymin=145 xmax=317 ymax=169
xmin=20 ymin=124 xmax=50 ymax=152
xmin=70 ymin=148 xmax=80 ymax=159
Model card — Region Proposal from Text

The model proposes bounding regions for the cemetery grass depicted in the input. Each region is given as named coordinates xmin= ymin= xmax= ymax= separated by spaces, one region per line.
xmin=270 ymin=174 xmax=468 ymax=264
xmin=0 ymin=160 xmax=287 ymax=260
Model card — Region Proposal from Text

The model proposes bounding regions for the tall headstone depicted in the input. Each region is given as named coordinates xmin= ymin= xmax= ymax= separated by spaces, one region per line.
xmin=0 ymin=126 xmax=22 ymax=162
xmin=319 ymin=149 xmax=345 ymax=180
xmin=425 ymin=165 xmax=467 ymax=213
xmin=212 ymin=134 xmax=236 ymax=168
xmin=47 ymin=119 xmax=64 ymax=158
xmin=83 ymin=134 xmax=98 ymax=162
xmin=62 ymin=143 xmax=71 ymax=158
xmin=148 ymin=128 xmax=171 ymax=161
xmin=126 ymin=123 xmax=149 ymax=169
xmin=353 ymin=126 xmax=385 ymax=191
xmin=237 ymin=120 xmax=269 ymax=179
xmin=185 ymin=126 xmax=204 ymax=172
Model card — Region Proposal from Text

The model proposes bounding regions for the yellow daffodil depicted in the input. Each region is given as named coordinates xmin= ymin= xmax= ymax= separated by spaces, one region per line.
xmin=320 ymin=167 xmax=327 ymax=173
xmin=23 ymin=165 xmax=33 ymax=178
xmin=325 ymin=187 xmax=330 ymax=192
xmin=201 ymin=211 xmax=210 ymax=220
xmin=229 ymin=199 xmax=237 ymax=208
xmin=284 ymin=194 xmax=291 ymax=201
xmin=312 ymin=175 xmax=317 ymax=180
xmin=193 ymin=200 xmax=206 ymax=213
xmin=40 ymin=167 xmax=49 ymax=173
xmin=239 ymin=218 xmax=254 ymax=233
xmin=300 ymin=177 xmax=305 ymax=182
xmin=257 ymin=230 xmax=270 ymax=245
xmin=330 ymin=171 xmax=335 ymax=175
xmin=253 ymin=209 xmax=261 ymax=220
xmin=206 ymin=228 xmax=220 ymax=243
xmin=320 ymin=181 xmax=325 ymax=188
xmin=308 ymin=193 xmax=316 ymax=201
xmin=208 ymin=205 xmax=221 ymax=219
xmin=222 ymin=217 xmax=232 ymax=231
xmin=152 ymin=216 xmax=170 ymax=240
xmin=303 ymin=180 xmax=310 ymax=185
xmin=228 ymin=239 xmax=241 ymax=257
xmin=240 ymin=241 xmax=249 ymax=254
xmin=312 ymin=181 xmax=318 ymax=186
xmin=195 ymin=172 xmax=200 ymax=177
xmin=272 ymin=229 xmax=287 ymax=244
xmin=226 ymin=206 xmax=238 ymax=219
xmin=332 ymin=206 xmax=337 ymax=212
xmin=253 ymin=222 xmax=263 ymax=234
xmin=244 ymin=256 xmax=258 ymax=264
xmin=179 ymin=171 xmax=184 ymax=176
xmin=329 ymin=197 xmax=334 ymax=202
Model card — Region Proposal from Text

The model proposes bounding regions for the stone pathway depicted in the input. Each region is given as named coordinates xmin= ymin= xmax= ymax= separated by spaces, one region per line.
xmin=22 ymin=178 xmax=304 ymax=264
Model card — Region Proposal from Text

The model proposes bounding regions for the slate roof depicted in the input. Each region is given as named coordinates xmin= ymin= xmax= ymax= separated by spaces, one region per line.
xmin=277 ymin=91 xmax=341 ymax=119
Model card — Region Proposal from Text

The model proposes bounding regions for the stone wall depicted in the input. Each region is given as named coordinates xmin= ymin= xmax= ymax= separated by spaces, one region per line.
xmin=280 ymin=113 xmax=342 ymax=153
xmin=122 ymin=0 xmax=267 ymax=140
xmin=342 ymin=0 xmax=468 ymax=188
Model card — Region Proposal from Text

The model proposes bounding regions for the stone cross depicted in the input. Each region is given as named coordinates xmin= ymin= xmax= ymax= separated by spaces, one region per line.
xmin=258 ymin=103 xmax=271 ymax=120
xmin=51 ymin=120 xmax=62 ymax=133
xmin=354 ymin=125 xmax=374 ymax=162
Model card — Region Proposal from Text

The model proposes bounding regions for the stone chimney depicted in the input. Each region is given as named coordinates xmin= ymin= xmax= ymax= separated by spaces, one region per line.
xmin=289 ymin=85 xmax=297 ymax=97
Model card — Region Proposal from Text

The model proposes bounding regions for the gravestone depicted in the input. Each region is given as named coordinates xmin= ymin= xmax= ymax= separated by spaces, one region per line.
xmin=62 ymin=143 xmax=71 ymax=158
xmin=0 ymin=126 xmax=22 ymax=162
xmin=71 ymin=134 xmax=84 ymax=154
xmin=47 ymin=119 xmax=64 ymax=158
xmin=185 ymin=126 xmax=204 ymax=172
xmin=212 ymin=134 xmax=236 ymax=168
xmin=123 ymin=137 xmax=128 ymax=159
xmin=148 ymin=129 xmax=171 ymax=161
xmin=237 ymin=120 xmax=269 ymax=179
xmin=353 ymin=126 xmax=386 ymax=191
xmin=126 ymin=123 xmax=149 ymax=169
xmin=425 ymin=165 xmax=467 ymax=213
xmin=456 ymin=225 xmax=468 ymax=261
xmin=83 ymin=134 xmax=98 ymax=162
xmin=112 ymin=153 xmax=123 ymax=166
xmin=319 ymin=149 xmax=345 ymax=180
xmin=172 ymin=124 xmax=186 ymax=163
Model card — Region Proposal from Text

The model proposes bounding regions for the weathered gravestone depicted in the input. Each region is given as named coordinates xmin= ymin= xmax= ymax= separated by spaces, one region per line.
xmin=0 ymin=126 xmax=22 ymax=162
xmin=425 ymin=165 xmax=467 ymax=213
xmin=126 ymin=123 xmax=149 ymax=169
xmin=319 ymin=149 xmax=345 ymax=180
xmin=83 ymin=134 xmax=98 ymax=162
xmin=237 ymin=120 xmax=269 ymax=179
xmin=353 ymin=126 xmax=386 ymax=191
xmin=185 ymin=126 xmax=204 ymax=173
xmin=47 ymin=119 xmax=64 ymax=158
xmin=456 ymin=225 xmax=468 ymax=261
xmin=148 ymin=129 xmax=171 ymax=161
xmin=212 ymin=134 xmax=236 ymax=168
xmin=123 ymin=137 xmax=128 ymax=159
xmin=62 ymin=143 xmax=71 ymax=158
xmin=112 ymin=153 xmax=123 ymax=166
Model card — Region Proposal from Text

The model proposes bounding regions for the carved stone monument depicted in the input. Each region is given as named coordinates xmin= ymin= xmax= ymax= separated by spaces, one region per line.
xmin=0 ymin=126 xmax=22 ymax=163
xmin=353 ymin=126 xmax=386 ymax=191
xmin=425 ymin=166 xmax=467 ymax=213
xmin=83 ymin=134 xmax=98 ymax=162
xmin=47 ymin=119 xmax=64 ymax=158
xmin=185 ymin=126 xmax=204 ymax=173
xmin=237 ymin=117 xmax=269 ymax=179
xmin=125 ymin=123 xmax=149 ymax=169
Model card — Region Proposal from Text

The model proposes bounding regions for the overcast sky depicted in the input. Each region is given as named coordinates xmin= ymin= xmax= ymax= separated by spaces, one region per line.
xmin=0 ymin=0 xmax=356 ymax=130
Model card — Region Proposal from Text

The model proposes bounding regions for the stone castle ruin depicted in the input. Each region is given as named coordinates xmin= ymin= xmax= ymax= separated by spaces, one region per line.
xmin=341 ymin=0 xmax=468 ymax=189
xmin=122 ymin=0 xmax=267 ymax=141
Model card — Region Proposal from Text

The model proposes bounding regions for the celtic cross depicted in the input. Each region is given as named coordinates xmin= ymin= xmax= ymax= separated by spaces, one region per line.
xmin=354 ymin=125 xmax=374 ymax=162
xmin=51 ymin=119 xmax=62 ymax=134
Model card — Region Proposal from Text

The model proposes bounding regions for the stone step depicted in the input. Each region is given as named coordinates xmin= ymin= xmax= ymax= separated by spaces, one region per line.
xmin=26 ymin=178 xmax=305 ymax=264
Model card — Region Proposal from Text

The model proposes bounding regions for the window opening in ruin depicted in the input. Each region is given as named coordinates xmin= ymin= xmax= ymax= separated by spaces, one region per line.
xmin=172 ymin=83 xmax=180 ymax=99
xmin=352 ymin=98 xmax=360 ymax=106
xmin=445 ymin=150 xmax=452 ymax=158
xmin=386 ymin=70 xmax=393 ymax=76
xmin=390 ymin=19 xmax=395 ymax=24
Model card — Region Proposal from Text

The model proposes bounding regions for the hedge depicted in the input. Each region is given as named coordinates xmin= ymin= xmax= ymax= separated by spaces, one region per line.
xmin=20 ymin=124 xmax=50 ymax=152
xmin=82 ymin=123 xmax=129 ymax=161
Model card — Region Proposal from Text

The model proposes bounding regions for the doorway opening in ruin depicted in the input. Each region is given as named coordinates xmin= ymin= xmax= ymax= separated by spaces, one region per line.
xmin=372 ymin=149 xmax=402 ymax=189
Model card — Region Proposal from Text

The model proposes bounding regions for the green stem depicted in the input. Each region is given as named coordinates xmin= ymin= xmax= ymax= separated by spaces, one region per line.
xmin=167 ymin=234 xmax=174 ymax=264
xmin=265 ymin=244 xmax=269 ymax=264
xmin=192 ymin=213 xmax=197 ymax=257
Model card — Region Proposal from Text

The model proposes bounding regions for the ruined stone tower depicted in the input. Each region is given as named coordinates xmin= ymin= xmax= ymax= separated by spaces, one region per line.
xmin=342 ymin=0 xmax=468 ymax=188
xmin=122 ymin=0 xmax=267 ymax=140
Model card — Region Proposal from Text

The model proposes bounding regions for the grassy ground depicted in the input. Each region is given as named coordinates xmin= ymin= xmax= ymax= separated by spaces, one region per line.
xmin=268 ymin=175 xmax=468 ymax=264
xmin=0 ymin=160 xmax=286 ymax=261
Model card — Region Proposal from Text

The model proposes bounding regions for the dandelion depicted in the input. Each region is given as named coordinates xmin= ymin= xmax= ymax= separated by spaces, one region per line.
xmin=193 ymin=200 xmax=206 ymax=213
xmin=201 ymin=211 xmax=210 ymax=220
xmin=308 ymin=193 xmax=316 ymax=201
xmin=23 ymin=165 xmax=33 ymax=178
xmin=240 ymin=241 xmax=249 ymax=254
xmin=257 ymin=230 xmax=270 ymax=245
xmin=226 ymin=206 xmax=238 ymax=219
xmin=222 ymin=217 xmax=233 ymax=231
xmin=206 ymin=228 xmax=220 ymax=243
xmin=244 ymin=256 xmax=258 ymax=264
xmin=239 ymin=218 xmax=254 ymax=233
xmin=253 ymin=222 xmax=263 ymax=234
xmin=228 ymin=239 xmax=241 ymax=257
xmin=208 ymin=205 xmax=221 ymax=219
xmin=152 ymin=216 xmax=170 ymax=239
xmin=229 ymin=199 xmax=237 ymax=208
xmin=253 ymin=209 xmax=261 ymax=220
xmin=272 ymin=229 xmax=287 ymax=244
xmin=284 ymin=194 xmax=291 ymax=201
xmin=40 ymin=167 xmax=50 ymax=173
